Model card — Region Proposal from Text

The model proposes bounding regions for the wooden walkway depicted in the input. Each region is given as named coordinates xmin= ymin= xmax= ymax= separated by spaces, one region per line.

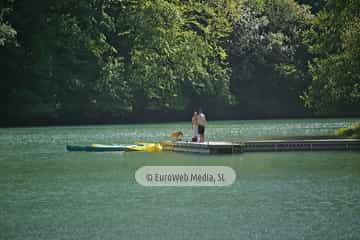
xmin=161 ymin=139 xmax=360 ymax=154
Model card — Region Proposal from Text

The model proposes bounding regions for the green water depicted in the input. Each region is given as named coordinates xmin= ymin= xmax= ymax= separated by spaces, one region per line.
xmin=1 ymin=118 xmax=360 ymax=240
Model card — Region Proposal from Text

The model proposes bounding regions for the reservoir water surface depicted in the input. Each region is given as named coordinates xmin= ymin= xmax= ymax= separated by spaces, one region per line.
xmin=1 ymin=118 xmax=360 ymax=239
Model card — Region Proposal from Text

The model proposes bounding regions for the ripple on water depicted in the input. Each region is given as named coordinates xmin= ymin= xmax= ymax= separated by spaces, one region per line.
xmin=0 ymin=119 xmax=359 ymax=240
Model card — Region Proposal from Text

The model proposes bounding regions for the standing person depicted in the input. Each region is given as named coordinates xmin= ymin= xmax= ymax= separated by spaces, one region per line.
xmin=196 ymin=109 xmax=207 ymax=142
xmin=191 ymin=112 xmax=198 ymax=142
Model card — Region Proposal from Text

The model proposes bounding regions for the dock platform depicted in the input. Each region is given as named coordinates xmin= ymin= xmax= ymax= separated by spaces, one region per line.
xmin=162 ymin=141 xmax=243 ymax=154
xmin=162 ymin=139 xmax=360 ymax=154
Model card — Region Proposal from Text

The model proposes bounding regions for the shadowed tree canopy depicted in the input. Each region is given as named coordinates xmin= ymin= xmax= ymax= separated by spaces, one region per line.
xmin=302 ymin=0 xmax=360 ymax=115
xmin=228 ymin=0 xmax=313 ymax=117
xmin=0 ymin=0 xmax=359 ymax=125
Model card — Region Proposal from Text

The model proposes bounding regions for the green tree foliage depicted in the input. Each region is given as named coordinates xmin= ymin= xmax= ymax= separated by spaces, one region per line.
xmin=295 ymin=0 xmax=327 ymax=13
xmin=126 ymin=1 xmax=210 ymax=111
xmin=124 ymin=0 xmax=234 ymax=114
xmin=1 ymin=0 xmax=359 ymax=125
xmin=302 ymin=0 xmax=360 ymax=115
xmin=3 ymin=0 xmax=124 ymax=121
xmin=229 ymin=0 xmax=313 ymax=116
xmin=336 ymin=122 xmax=360 ymax=139
xmin=0 ymin=1 xmax=17 ymax=46
xmin=1 ymin=0 xmax=235 ymax=124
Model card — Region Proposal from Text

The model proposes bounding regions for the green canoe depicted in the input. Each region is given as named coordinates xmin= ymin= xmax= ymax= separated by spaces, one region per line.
xmin=66 ymin=143 xmax=138 ymax=152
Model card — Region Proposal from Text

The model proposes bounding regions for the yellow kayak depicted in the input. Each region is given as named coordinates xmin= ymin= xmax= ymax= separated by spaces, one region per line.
xmin=129 ymin=142 xmax=163 ymax=152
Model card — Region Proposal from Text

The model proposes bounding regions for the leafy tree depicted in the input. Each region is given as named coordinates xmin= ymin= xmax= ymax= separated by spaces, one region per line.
xmin=2 ymin=0 xmax=358 ymax=125
xmin=122 ymin=0 xmax=234 ymax=114
xmin=0 ymin=1 xmax=17 ymax=46
xmin=1 ymin=0 xmax=236 ymax=124
xmin=295 ymin=0 xmax=327 ymax=13
xmin=229 ymin=0 xmax=313 ymax=116
xmin=302 ymin=0 xmax=360 ymax=115
xmin=3 ymin=0 xmax=132 ymax=122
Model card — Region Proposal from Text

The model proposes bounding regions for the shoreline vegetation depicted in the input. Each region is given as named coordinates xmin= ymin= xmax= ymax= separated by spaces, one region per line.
xmin=1 ymin=0 xmax=359 ymax=127
xmin=336 ymin=123 xmax=360 ymax=139
xmin=267 ymin=122 xmax=360 ymax=140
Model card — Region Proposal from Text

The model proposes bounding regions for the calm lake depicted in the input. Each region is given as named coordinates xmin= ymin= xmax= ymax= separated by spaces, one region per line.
xmin=1 ymin=118 xmax=360 ymax=240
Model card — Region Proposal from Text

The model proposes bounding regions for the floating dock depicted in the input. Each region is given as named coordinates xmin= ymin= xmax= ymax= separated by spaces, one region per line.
xmin=162 ymin=141 xmax=242 ymax=154
xmin=162 ymin=139 xmax=360 ymax=154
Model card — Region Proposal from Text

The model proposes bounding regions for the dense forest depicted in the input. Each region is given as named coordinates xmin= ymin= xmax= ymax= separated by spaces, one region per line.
xmin=0 ymin=0 xmax=359 ymax=126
